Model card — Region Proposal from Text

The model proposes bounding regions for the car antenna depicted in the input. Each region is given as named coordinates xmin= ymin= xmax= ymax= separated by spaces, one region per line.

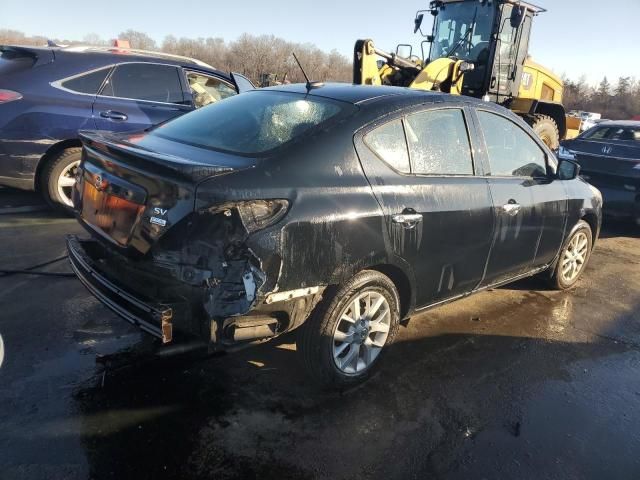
xmin=292 ymin=52 xmax=324 ymax=91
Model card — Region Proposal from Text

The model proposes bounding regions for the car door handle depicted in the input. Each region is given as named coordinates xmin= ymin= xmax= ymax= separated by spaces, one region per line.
xmin=501 ymin=201 xmax=521 ymax=216
xmin=392 ymin=212 xmax=423 ymax=229
xmin=100 ymin=110 xmax=128 ymax=121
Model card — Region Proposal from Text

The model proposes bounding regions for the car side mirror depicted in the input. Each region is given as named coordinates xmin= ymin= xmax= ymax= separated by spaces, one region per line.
xmin=414 ymin=13 xmax=424 ymax=34
xmin=557 ymin=159 xmax=580 ymax=180
xmin=510 ymin=6 xmax=525 ymax=28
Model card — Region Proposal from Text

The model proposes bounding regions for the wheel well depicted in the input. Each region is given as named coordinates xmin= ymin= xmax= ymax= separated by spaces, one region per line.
xmin=368 ymin=264 xmax=412 ymax=319
xmin=533 ymin=101 xmax=567 ymax=139
xmin=34 ymin=139 xmax=82 ymax=192
xmin=581 ymin=212 xmax=599 ymax=245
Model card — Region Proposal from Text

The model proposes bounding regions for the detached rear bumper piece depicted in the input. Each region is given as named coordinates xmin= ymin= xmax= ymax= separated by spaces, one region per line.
xmin=66 ymin=235 xmax=173 ymax=343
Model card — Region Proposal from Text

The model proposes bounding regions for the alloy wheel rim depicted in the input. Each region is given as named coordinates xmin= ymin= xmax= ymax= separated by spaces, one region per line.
xmin=332 ymin=290 xmax=391 ymax=375
xmin=561 ymin=231 xmax=589 ymax=283
xmin=57 ymin=160 xmax=80 ymax=207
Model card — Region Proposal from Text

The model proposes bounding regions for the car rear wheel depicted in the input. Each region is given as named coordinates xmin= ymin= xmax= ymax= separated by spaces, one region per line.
xmin=297 ymin=270 xmax=400 ymax=388
xmin=549 ymin=220 xmax=593 ymax=290
xmin=41 ymin=147 xmax=81 ymax=212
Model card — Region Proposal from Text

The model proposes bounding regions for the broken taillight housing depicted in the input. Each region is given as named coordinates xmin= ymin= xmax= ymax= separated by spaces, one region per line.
xmin=236 ymin=200 xmax=289 ymax=232
xmin=0 ymin=89 xmax=22 ymax=104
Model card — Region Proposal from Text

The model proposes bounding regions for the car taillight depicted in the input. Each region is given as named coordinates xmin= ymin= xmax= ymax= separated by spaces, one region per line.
xmin=236 ymin=200 xmax=289 ymax=233
xmin=0 ymin=89 xmax=22 ymax=104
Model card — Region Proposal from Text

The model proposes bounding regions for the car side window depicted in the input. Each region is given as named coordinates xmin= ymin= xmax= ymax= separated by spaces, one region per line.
xmin=477 ymin=110 xmax=547 ymax=177
xmin=364 ymin=119 xmax=411 ymax=173
xmin=186 ymin=71 xmax=236 ymax=109
xmin=61 ymin=68 xmax=111 ymax=94
xmin=610 ymin=128 xmax=639 ymax=142
xmin=100 ymin=63 xmax=184 ymax=104
xmin=405 ymin=108 xmax=474 ymax=175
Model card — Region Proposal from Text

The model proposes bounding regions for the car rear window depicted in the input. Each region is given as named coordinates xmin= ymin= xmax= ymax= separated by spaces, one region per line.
xmin=151 ymin=91 xmax=349 ymax=155
xmin=61 ymin=68 xmax=111 ymax=94
xmin=582 ymin=126 xmax=640 ymax=142
xmin=0 ymin=49 xmax=36 ymax=75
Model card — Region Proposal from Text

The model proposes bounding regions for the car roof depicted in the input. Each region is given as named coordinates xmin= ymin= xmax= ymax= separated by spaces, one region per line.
xmin=595 ymin=120 xmax=640 ymax=128
xmin=59 ymin=46 xmax=215 ymax=68
xmin=263 ymin=82 xmax=449 ymax=105
xmin=3 ymin=44 xmax=225 ymax=74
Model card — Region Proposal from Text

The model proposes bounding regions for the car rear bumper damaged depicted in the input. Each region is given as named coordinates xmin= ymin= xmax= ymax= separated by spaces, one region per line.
xmin=66 ymin=234 xmax=325 ymax=347
xmin=66 ymin=235 xmax=174 ymax=342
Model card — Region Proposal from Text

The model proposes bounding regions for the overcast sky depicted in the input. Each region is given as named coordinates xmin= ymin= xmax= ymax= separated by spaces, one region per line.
xmin=4 ymin=0 xmax=639 ymax=84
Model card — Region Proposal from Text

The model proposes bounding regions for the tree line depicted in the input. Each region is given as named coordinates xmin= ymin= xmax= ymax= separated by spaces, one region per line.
xmin=0 ymin=29 xmax=353 ymax=85
xmin=1 ymin=29 xmax=637 ymax=119
xmin=563 ymin=75 xmax=640 ymax=121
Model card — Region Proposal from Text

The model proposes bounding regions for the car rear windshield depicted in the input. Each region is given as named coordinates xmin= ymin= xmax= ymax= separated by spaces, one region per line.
xmin=582 ymin=126 xmax=640 ymax=142
xmin=0 ymin=49 xmax=36 ymax=75
xmin=150 ymin=91 xmax=350 ymax=155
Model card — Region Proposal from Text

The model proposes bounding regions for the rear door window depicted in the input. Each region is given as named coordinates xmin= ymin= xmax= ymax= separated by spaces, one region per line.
xmin=100 ymin=63 xmax=184 ymax=104
xmin=364 ymin=119 xmax=411 ymax=173
xmin=477 ymin=110 xmax=547 ymax=177
xmin=61 ymin=68 xmax=111 ymax=94
xmin=405 ymin=109 xmax=474 ymax=175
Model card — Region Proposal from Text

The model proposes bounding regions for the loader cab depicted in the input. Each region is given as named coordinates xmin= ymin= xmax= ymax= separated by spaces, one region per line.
xmin=422 ymin=0 xmax=539 ymax=103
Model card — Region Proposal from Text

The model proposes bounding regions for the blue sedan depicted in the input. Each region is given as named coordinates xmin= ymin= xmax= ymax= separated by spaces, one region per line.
xmin=0 ymin=45 xmax=253 ymax=209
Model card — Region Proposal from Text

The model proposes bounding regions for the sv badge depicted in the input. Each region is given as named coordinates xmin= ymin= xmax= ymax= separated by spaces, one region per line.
xmin=154 ymin=208 xmax=168 ymax=216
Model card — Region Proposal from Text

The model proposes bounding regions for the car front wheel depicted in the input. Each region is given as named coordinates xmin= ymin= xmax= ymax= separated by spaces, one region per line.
xmin=297 ymin=270 xmax=400 ymax=388
xmin=549 ymin=220 xmax=593 ymax=290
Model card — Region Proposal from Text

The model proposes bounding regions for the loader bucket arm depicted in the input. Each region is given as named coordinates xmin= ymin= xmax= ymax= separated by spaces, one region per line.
xmin=353 ymin=39 xmax=382 ymax=85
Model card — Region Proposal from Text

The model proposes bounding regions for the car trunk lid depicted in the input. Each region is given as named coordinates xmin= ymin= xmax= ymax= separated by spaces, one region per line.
xmin=568 ymin=138 xmax=640 ymax=175
xmin=76 ymin=130 xmax=256 ymax=254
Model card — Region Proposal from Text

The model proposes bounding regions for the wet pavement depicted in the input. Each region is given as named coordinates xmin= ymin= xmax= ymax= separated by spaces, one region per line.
xmin=1 ymin=187 xmax=639 ymax=480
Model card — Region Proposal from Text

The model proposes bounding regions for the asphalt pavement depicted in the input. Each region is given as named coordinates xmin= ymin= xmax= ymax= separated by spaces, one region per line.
xmin=1 ymin=187 xmax=639 ymax=480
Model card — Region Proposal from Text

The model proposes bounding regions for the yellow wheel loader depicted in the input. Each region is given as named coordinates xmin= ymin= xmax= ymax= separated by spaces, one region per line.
xmin=354 ymin=0 xmax=580 ymax=148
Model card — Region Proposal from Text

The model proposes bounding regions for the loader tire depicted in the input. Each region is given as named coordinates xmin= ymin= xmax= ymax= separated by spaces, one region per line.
xmin=527 ymin=114 xmax=560 ymax=150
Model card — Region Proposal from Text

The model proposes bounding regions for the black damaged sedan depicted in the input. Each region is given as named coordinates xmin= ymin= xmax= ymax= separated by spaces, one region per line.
xmin=67 ymin=84 xmax=602 ymax=387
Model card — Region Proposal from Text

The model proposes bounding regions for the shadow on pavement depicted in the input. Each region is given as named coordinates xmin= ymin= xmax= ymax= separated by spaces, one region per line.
xmin=61 ymin=295 xmax=640 ymax=480
xmin=599 ymin=217 xmax=640 ymax=239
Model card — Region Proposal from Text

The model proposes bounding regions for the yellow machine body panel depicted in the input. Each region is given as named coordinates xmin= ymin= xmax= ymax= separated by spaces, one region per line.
xmin=409 ymin=58 xmax=464 ymax=95
xmin=565 ymin=116 xmax=582 ymax=140
xmin=518 ymin=58 xmax=563 ymax=103
xmin=358 ymin=40 xmax=383 ymax=86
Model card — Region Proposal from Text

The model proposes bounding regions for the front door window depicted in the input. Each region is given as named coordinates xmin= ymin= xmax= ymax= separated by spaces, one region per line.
xmin=186 ymin=72 xmax=236 ymax=109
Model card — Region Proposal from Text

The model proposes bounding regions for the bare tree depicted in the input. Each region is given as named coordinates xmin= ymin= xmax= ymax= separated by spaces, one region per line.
xmin=82 ymin=33 xmax=108 ymax=46
xmin=118 ymin=29 xmax=157 ymax=51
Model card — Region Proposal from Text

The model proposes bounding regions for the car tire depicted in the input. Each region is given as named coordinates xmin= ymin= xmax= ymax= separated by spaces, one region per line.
xmin=527 ymin=114 xmax=560 ymax=150
xmin=297 ymin=270 xmax=401 ymax=389
xmin=41 ymin=147 xmax=82 ymax=213
xmin=548 ymin=220 xmax=593 ymax=290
